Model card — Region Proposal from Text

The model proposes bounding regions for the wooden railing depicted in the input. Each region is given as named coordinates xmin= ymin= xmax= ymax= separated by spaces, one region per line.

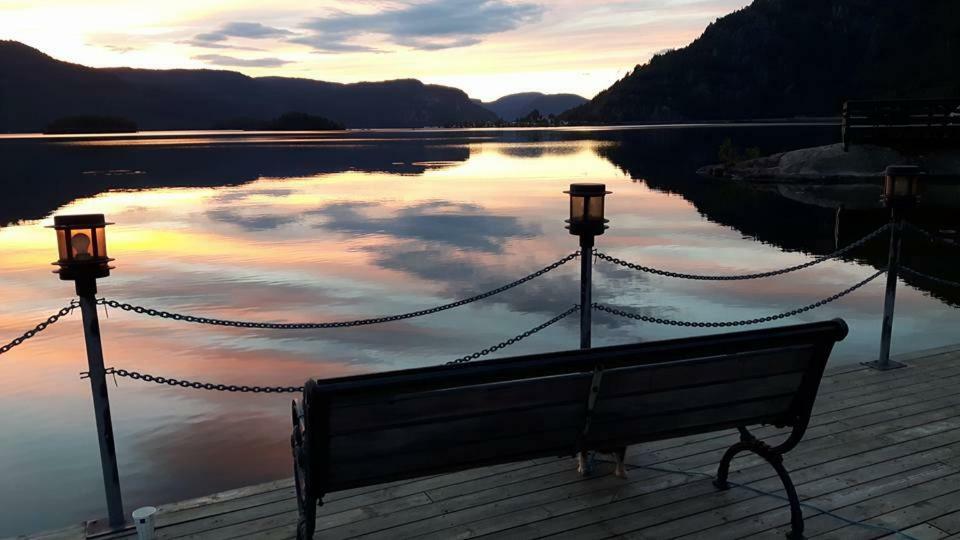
xmin=842 ymin=98 xmax=960 ymax=151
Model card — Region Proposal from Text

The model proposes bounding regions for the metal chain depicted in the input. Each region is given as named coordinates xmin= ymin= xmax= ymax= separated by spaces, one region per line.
xmin=595 ymin=224 xmax=890 ymax=281
xmin=0 ymin=301 xmax=79 ymax=356
xmin=901 ymin=266 xmax=960 ymax=288
xmin=904 ymin=222 xmax=960 ymax=250
xmin=96 ymin=252 xmax=579 ymax=330
xmin=105 ymin=368 xmax=304 ymax=393
xmin=446 ymin=304 xmax=580 ymax=364
xmin=593 ymin=269 xmax=885 ymax=328
xmin=99 ymin=305 xmax=581 ymax=392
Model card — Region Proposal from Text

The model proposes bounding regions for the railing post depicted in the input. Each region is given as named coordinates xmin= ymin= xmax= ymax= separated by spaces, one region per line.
xmin=580 ymin=235 xmax=594 ymax=349
xmin=865 ymin=209 xmax=906 ymax=370
xmin=865 ymin=165 xmax=920 ymax=370
xmin=77 ymin=280 xmax=126 ymax=527
xmin=564 ymin=183 xmax=609 ymax=350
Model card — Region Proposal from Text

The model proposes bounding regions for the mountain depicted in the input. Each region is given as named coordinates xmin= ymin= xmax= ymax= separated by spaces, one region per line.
xmin=0 ymin=41 xmax=497 ymax=131
xmin=481 ymin=92 xmax=588 ymax=121
xmin=566 ymin=0 xmax=960 ymax=123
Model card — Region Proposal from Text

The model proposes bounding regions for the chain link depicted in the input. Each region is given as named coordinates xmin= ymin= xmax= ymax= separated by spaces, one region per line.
xmin=904 ymin=222 xmax=960 ymax=250
xmin=97 ymin=252 xmax=579 ymax=330
xmin=0 ymin=301 xmax=79 ymax=356
xmin=595 ymin=224 xmax=891 ymax=281
xmin=99 ymin=305 xmax=580 ymax=391
xmin=446 ymin=304 xmax=580 ymax=364
xmin=593 ymin=269 xmax=885 ymax=328
xmin=901 ymin=266 xmax=960 ymax=288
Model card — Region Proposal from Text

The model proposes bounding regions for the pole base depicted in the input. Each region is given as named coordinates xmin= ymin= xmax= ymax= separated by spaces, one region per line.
xmin=84 ymin=518 xmax=133 ymax=537
xmin=862 ymin=359 xmax=906 ymax=371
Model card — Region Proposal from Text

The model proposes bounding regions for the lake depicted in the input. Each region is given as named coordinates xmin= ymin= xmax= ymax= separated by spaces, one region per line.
xmin=1 ymin=125 xmax=959 ymax=536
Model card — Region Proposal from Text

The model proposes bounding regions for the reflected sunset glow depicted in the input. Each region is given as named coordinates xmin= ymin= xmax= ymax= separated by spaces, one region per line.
xmin=1 ymin=127 xmax=959 ymax=535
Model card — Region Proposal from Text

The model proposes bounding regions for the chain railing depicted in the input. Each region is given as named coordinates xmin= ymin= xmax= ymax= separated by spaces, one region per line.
xmin=97 ymin=305 xmax=581 ymax=392
xmin=901 ymin=266 xmax=960 ymax=288
xmin=593 ymin=269 xmax=885 ymax=328
xmin=96 ymin=252 xmax=579 ymax=329
xmin=595 ymin=223 xmax=890 ymax=281
xmin=0 ymin=301 xmax=79 ymax=356
xmin=446 ymin=304 xmax=579 ymax=364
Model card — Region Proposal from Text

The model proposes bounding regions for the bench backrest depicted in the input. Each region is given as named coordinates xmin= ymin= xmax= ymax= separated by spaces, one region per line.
xmin=302 ymin=319 xmax=847 ymax=494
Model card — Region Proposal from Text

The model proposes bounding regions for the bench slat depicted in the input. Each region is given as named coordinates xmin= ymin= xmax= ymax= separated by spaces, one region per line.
xmin=587 ymin=395 xmax=796 ymax=447
xmin=330 ymin=373 xmax=592 ymax=435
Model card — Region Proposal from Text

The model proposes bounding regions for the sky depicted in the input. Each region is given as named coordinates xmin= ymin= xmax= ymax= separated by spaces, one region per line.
xmin=0 ymin=0 xmax=751 ymax=101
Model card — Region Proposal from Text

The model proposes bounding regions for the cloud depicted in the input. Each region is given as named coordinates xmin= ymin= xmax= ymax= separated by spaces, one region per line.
xmin=193 ymin=54 xmax=291 ymax=68
xmin=186 ymin=21 xmax=295 ymax=50
xmin=102 ymin=44 xmax=136 ymax=53
xmin=309 ymin=200 xmax=540 ymax=253
xmin=205 ymin=208 xmax=298 ymax=231
xmin=287 ymin=34 xmax=383 ymax=53
xmin=297 ymin=0 xmax=544 ymax=52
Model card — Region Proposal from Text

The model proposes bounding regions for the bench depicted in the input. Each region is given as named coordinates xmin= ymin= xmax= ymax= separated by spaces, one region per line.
xmin=291 ymin=319 xmax=848 ymax=539
xmin=842 ymin=98 xmax=960 ymax=151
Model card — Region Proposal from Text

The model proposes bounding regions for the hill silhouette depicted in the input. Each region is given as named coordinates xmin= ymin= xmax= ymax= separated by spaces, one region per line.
xmin=566 ymin=0 xmax=960 ymax=123
xmin=0 ymin=41 xmax=496 ymax=131
xmin=480 ymin=93 xmax=588 ymax=121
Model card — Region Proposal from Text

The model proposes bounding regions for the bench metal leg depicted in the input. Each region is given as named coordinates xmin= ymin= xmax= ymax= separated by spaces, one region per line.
xmin=714 ymin=436 xmax=804 ymax=539
xmin=293 ymin=401 xmax=318 ymax=540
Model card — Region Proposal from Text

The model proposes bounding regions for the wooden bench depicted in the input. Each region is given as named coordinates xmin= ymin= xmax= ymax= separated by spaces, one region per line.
xmin=842 ymin=98 xmax=960 ymax=151
xmin=291 ymin=319 xmax=848 ymax=539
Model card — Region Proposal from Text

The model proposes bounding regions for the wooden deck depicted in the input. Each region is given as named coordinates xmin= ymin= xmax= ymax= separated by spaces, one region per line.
xmin=18 ymin=344 xmax=960 ymax=540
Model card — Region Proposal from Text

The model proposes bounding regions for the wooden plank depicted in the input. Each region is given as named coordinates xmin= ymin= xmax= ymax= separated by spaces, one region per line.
xmin=594 ymin=372 xmax=805 ymax=417
xmin=330 ymin=373 xmax=591 ymax=434
xmin=329 ymin=402 xmax=583 ymax=460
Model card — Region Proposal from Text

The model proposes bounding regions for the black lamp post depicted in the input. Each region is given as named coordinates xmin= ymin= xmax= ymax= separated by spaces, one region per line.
xmin=50 ymin=214 xmax=125 ymax=528
xmin=867 ymin=166 xmax=922 ymax=371
xmin=565 ymin=184 xmax=610 ymax=349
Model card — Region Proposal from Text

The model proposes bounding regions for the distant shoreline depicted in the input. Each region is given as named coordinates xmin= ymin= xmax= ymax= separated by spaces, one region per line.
xmin=0 ymin=121 xmax=839 ymax=142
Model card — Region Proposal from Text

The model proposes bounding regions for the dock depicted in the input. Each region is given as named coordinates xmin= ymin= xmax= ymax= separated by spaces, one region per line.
xmin=18 ymin=344 xmax=960 ymax=540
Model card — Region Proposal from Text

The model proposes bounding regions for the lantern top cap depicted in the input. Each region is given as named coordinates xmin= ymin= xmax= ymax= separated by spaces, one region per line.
xmin=50 ymin=214 xmax=113 ymax=229
xmin=885 ymin=165 xmax=923 ymax=177
xmin=564 ymin=183 xmax=611 ymax=196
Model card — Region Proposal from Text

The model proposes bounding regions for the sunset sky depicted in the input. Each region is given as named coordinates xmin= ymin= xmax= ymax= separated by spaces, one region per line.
xmin=1 ymin=0 xmax=750 ymax=101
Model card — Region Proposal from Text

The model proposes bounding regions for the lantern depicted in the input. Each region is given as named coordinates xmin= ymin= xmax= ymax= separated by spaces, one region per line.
xmin=565 ymin=183 xmax=611 ymax=237
xmin=50 ymin=214 xmax=114 ymax=282
xmin=882 ymin=165 xmax=922 ymax=208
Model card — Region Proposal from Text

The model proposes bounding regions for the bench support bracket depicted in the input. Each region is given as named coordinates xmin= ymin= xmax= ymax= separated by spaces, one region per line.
xmin=713 ymin=428 xmax=804 ymax=539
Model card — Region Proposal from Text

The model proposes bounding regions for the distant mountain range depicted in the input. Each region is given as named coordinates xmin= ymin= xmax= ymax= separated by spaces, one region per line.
xmin=478 ymin=93 xmax=588 ymax=121
xmin=0 ymin=41 xmax=496 ymax=132
xmin=567 ymin=0 xmax=960 ymax=123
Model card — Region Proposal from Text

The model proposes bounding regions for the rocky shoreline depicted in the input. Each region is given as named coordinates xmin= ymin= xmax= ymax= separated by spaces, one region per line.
xmin=698 ymin=143 xmax=960 ymax=183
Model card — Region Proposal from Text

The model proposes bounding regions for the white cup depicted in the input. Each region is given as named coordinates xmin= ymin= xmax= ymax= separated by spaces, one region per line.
xmin=132 ymin=506 xmax=158 ymax=540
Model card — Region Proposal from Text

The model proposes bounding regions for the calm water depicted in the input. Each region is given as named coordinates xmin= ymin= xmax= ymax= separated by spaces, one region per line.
xmin=1 ymin=126 xmax=959 ymax=535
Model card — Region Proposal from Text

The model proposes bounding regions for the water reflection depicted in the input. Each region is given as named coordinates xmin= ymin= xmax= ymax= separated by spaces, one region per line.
xmin=1 ymin=127 xmax=959 ymax=536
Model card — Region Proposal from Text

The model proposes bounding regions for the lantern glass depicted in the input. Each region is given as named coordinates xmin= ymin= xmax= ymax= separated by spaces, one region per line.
xmin=50 ymin=214 xmax=114 ymax=281
xmin=570 ymin=195 xmax=586 ymax=223
xmin=56 ymin=229 xmax=69 ymax=261
xmin=894 ymin=177 xmax=911 ymax=197
xmin=587 ymin=195 xmax=604 ymax=222
xmin=70 ymin=229 xmax=94 ymax=260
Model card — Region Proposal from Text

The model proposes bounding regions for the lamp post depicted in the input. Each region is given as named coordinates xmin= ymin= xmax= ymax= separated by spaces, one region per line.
xmin=565 ymin=184 xmax=610 ymax=349
xmin=865 ymin=166 xmax=921 ymax=371
xmin=50 ymin=214 xmax=125 ymax=528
